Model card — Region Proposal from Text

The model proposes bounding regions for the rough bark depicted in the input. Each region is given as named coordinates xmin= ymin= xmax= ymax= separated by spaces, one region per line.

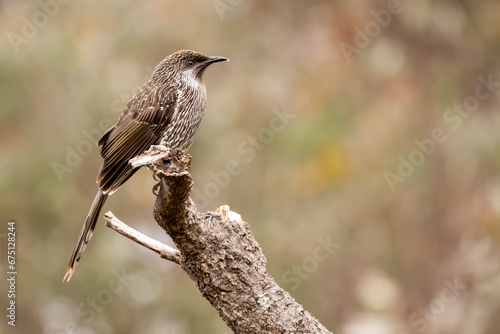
xmin=109 ymin=145 xmax=332 ymax=334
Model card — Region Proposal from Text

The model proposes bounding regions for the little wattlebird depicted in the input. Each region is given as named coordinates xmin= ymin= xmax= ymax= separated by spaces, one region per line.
xmin=64 ymin=50 xmax=228 ymax=282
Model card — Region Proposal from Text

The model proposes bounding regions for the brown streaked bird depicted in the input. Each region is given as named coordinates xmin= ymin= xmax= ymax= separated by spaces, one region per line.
xmin=64 ymin=50 xmax=228 ymax=282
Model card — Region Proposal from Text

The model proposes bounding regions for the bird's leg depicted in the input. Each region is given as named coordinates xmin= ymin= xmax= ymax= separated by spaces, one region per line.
xmin=152 ymin=173 xmax=161 ymax=196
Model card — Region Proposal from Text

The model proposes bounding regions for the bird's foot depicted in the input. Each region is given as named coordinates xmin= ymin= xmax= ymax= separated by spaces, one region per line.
xmin=152 ymin=174 xmax=161 ymax=196
xmin=152 ymin=182 xmax=161 ymax=196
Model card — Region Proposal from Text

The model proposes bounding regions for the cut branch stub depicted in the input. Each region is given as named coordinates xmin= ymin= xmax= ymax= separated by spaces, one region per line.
xmin=130 ymin=146 xmax=193 ymax=235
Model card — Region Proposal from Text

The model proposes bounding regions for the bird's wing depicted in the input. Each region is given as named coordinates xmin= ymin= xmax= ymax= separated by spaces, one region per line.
xmin=97 ymin=84 xmax=178 ymax=193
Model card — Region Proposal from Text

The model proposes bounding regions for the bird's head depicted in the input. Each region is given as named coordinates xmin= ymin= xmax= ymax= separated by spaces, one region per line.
xmin=152 ymin=50 xmax=228 ymax=84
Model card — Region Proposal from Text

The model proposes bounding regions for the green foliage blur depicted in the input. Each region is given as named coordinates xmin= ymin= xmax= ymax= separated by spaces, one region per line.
xmin=1 ymin=0 xmax=500 ymax=333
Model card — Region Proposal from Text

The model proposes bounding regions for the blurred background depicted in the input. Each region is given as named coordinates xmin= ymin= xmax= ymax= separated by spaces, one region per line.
xmin=1 ymin=0 xmax=500 ymax=333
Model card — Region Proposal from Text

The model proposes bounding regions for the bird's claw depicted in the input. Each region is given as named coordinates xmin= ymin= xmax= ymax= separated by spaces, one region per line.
xmin=152 ymin=181 xmax=161 ymax=196
xmin=152 ymin=173 xmax=161 ymax=196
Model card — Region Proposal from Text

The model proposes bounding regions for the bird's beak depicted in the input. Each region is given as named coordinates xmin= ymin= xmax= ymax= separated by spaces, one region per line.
xmin=195 ymin=56 xmax=229 ymax=79
xmin=207 ymin=56 xmax=229 ymax=64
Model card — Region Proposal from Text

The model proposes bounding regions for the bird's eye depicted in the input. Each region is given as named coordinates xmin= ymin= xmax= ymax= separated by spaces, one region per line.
xmin=187 ymin=61 xmax=195 ymax=67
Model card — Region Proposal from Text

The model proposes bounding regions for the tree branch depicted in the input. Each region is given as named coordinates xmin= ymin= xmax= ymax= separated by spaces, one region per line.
xmin=107 ymin=145 xmax=332 ymax=334
xmin=104 ymin=211 xmax=181 ymax=264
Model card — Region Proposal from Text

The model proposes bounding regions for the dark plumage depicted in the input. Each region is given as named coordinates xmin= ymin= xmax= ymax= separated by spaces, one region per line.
xmin=64 ymin=50 xmax=228 ymax=282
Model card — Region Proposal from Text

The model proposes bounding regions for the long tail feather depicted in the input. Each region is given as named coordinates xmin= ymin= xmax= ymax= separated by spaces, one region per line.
xmin=64 ymin=190 xmax=108 ymax=282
